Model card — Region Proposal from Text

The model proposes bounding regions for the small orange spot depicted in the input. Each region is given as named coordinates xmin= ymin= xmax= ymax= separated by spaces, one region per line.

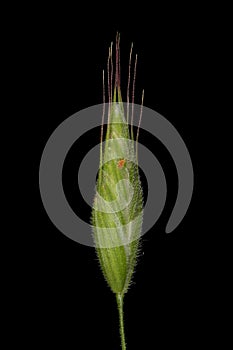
xmin=117 ymin=159 xmax=126 ymax=169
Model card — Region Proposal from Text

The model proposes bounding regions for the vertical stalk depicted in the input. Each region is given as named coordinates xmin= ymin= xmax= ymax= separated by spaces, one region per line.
xmin=116 ymin=293 xmax=126 ymax=350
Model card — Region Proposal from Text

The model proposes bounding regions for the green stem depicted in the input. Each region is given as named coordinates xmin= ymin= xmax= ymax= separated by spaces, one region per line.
xmin=116 ymin=293 xmax=126 ymax=350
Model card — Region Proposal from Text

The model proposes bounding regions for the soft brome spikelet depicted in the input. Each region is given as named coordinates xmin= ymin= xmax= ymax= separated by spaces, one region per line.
xmin=91 ymin=34 xmax=144 ymax=350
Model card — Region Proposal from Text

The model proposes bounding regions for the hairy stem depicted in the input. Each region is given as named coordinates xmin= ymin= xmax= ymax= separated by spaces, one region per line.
xmin=116 ymin=293 xmax=126 ymax=350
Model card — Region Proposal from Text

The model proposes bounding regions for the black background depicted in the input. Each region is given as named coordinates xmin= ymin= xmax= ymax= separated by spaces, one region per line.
xmin=28 ymin=5 xmax=216 ymax=349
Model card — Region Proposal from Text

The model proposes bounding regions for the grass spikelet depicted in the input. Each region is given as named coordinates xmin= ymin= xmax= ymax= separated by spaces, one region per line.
xmin=91 ymin=33 xmax=144 ymax=350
